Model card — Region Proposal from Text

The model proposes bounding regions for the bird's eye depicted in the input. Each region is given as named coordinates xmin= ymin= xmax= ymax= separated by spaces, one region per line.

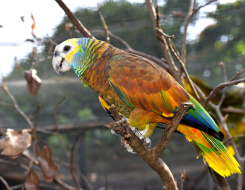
xmin=63 ymin=45 xmax=71 ymax=52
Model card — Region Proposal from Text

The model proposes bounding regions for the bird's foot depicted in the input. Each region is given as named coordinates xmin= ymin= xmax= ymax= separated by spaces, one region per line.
xmin=111 ymin=129 xmax=118 ymax=135
xmin=131 ymin=128 xmax=151 ymax=148
xmin=123 ymin=142 xmax=136 ymax=154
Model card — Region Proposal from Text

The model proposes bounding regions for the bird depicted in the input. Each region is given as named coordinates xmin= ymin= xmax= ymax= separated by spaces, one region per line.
xmin=52 ymin=38 xmax=240 ymax=177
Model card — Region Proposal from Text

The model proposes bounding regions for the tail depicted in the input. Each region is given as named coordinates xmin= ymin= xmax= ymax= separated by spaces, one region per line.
xmin=177 ymin=124 xmax=240 ymax=177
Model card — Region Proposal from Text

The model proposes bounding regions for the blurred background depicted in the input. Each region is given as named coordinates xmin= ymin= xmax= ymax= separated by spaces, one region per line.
xmin=0 ymin=0 xmax=245 ymax=189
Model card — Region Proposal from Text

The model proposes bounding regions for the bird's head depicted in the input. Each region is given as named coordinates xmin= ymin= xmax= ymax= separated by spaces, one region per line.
xmin=52 ymin=38 xmax=88 ymax=74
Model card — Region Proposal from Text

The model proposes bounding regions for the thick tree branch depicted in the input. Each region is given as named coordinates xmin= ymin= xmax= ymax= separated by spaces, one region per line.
xmin=55 ymin=0 xmax=95 ymax=39
xmin=153 ymin=102 xmax=194 ymax=161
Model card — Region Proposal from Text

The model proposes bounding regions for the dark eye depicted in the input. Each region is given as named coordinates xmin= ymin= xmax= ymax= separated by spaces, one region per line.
xmin=63 ymin=45 xmax=71 ymax=52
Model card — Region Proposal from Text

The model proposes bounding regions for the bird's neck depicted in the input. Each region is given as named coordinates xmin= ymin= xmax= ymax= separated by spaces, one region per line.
xmin=73 ymin=39 xmax=113 ymax=80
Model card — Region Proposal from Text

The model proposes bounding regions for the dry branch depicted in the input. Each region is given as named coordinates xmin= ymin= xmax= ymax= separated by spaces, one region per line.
xmin=204 ymin=78 xmax=245 ymax=108
xmin=153 ymin=102 xmax=194 ymax=161
xmin=222 ymin=107 xmax=245 ymax=115
xmin=2 ymin=78 xmax=34 ymax=129
xmin=70 ymin=134 xmax=82 ymax=190
xmin=55 ymin=0 xmax=94 ymax=39
xmin=0 ymin=176 xmax=11 ymax=190
xmin=98 ymin=8 xmax=109 ymax=43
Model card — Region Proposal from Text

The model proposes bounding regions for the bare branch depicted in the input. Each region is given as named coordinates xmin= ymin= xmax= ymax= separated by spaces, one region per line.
xmin=0 ymin=101 xmax=14 ymax=107
xmin=0 ymin=176 xmax=11 ymax=190
xmin=204 ymin=78 xmax=245 ymax=108
xmin=2 ymin=78 xmax=34 ymax=129
xmin=32 ymin=104 xmax=42 ymax=157
xmin=167 ymin=39 xmax=201 ymax=102
xmin=180 ymin=169 xmax=186 ymax=190
xmin=222 ymin=107 xmax=245 ymax=115
xmin=228 ymin=68 xmax=245 ymax=82
xmin=55 ymin=0 xmax=95 ymax=39
xmin=181 ymin=0 xmax=194 ymax=64
xmin=153 ymin=102 xmax=194 ymax=161
xmin=70 ymin=134 xmax=82 ymax=190
xmin=192 ymin=0 xmax=217 ymax=16
xmin=98 ymin=7 xmax=109 ymax=43
xmin=181 ymin=0 xmax=217 ymax=65
xmin=54 ymin=96 xmax=69 ymax=162
xmin=218 ymin=62 xmax=227 ymax=107
xmin=145 ymin=0 xmax=157 ymax=28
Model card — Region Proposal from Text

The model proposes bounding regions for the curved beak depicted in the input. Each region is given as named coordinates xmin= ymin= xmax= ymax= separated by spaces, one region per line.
xmin=52 ymin=52 xmax=64 ymax=75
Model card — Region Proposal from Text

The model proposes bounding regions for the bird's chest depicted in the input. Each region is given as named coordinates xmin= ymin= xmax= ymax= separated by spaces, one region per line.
xmin=82 ymin=62 xmax=131 ymax=118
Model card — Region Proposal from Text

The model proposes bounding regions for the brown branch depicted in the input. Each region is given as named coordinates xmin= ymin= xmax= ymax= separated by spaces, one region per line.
xmin=222 ymin=106 xmax=245 ymax=115
xmin=218 ymin=62 xmax=227 ymax=107
xmin=2 ymin=78 xmax=34 ymax=129
xmin=98 ymin=7 xmax=109 ymax=43
xmin=180 ymin=169 xmax=186 ymax=190
xmin=54 ymin=177 xmax=77 ymax=190
xmin=70 ymin=134 xmax=81 ymax=190
xmin=0 ymin=101 xmax=14 ymax=107
xmin=228 ymin=68 xmax=245 ymax=81
xmin=153 ymin=102 xmax=194 ymax=161
xmin=192 ymin=0 xmax=217 ymax=16
xmin=54 ymin=96 xmax=69 ymax=162
xmin=0 ymin=176 xmax=11 ymax=190
xmin=10 ymin=184 xmax=23 ymax=190
xmin=167 ymin=39 xmax=201 ymax=102
xmin=107 ymin=104 xmax=193 ymax=190
xmin=55 ymin=0 xmax=95 ymax=39
xmin=181 ymin=0 xmax=194 ymax=64
xmin=204 ymin=78 xmax=245 ymax=108
xmin=32 ymin=104 xmax=41 ymax=157
xmin=145 ymin=0 xmax=182 ymax=84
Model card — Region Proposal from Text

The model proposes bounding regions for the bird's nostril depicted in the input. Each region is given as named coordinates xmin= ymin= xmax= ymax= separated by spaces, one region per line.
xmin=54 ymin=51 xmax=58 ymax=57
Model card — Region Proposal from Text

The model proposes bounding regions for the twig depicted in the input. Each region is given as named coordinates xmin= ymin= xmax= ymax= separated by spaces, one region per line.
xmin=204 ymin=78 xmax=245 ymax=108
xmin=1 ymin=78 xmax=34 ymax=129
xmin=98 ymin=7 xmax=109 ymax=43
xmin=222 ymin=107 xmax=245 ymax=115
xmin=54 ymin=96 xmax=69 ymax=162
xmin=75 ymin=168 xmax=94 ymax=190
xmin=54 ymin=177 xmax=78 ymax=190
xmin=0 ymin=176 xmax=11 ymax=190
xmin=167 ymin=39 xmax=201 ymax=102
xmin=228 ymin=68 xmax=245 ymax=81
xmin=10 ymin=184 xmax=23 ymax=190
xmin=55 ymin=0 xmax=95 ymax=39
xmin=153 ymin=102 xmax=194 ymax=161
xmin=70 ymin=134 xmax=81 ymax=190
xmin=180 ymin=169 xmax=186 ymax=190
xmin=218 ymin=62 xmax=227 ymax=107
xmin=192 ymin=0 xmax=217 ymax=16
xmin=0 ymin=101 xmax=14 ymax=107
xmin=181 ymin=0 xmax=194 ymax=65
xmin=33 ymin=104 xmax=41 ymax=156
xmin=107 ymin=31 xmax=132 ymax=50
xmin=181 ymin=0 xmax=217 ymax=64
xmin=145 ymin=0 xmax=182 ymax=85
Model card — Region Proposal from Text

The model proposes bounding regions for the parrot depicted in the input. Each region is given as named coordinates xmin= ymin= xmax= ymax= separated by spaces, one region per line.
xmin=52 ymin=38 xmax=240 ymax=177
